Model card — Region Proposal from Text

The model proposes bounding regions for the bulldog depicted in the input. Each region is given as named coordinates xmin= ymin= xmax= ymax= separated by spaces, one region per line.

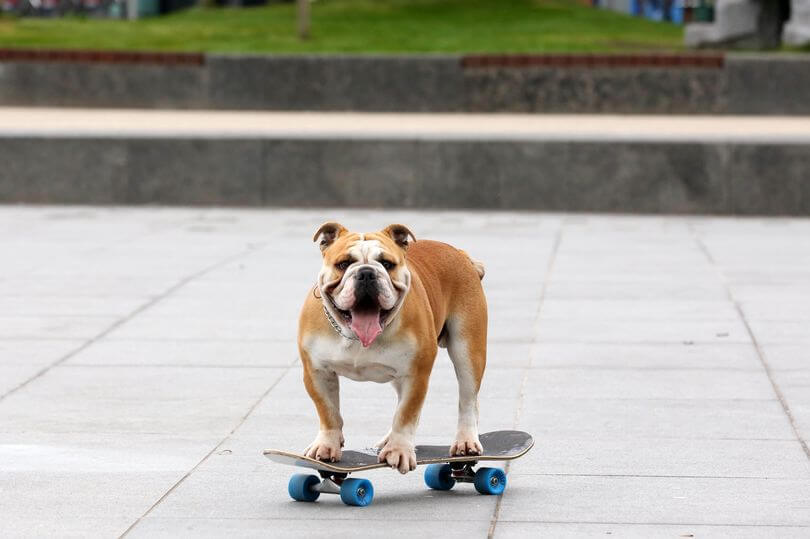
xmin=298 ymin=222 xmax=488 ymax=474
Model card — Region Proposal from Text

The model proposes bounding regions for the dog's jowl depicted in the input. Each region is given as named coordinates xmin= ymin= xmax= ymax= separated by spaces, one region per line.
xmin=298 ymin=222 xmax=488 ymax=474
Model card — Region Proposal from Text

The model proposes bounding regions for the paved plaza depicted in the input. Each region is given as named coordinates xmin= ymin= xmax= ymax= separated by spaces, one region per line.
xmin=1 ymin=206 xmax=809 ymax=538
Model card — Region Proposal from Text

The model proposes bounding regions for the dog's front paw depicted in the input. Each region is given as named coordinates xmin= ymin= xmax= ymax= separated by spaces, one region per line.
xmin=378 ymin=435 xmax=416 ymax=474
xmin=450 ymin=432 xmax=482 ymax=456
xmin=374 ymin=429 xmax=392 ymax=449
xmin=305 ymin=430 xmax=344 ymax=462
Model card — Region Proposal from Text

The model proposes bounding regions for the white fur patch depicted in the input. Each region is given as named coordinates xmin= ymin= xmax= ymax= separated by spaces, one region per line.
xmin=348 ymin=239 xmax=383 ymax=263
xmin=304 ymin=331 xmax=418 ymax=384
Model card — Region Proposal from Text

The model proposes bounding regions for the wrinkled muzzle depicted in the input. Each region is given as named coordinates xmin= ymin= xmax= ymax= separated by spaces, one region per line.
xmin=329 ymin=266 xmax=400 ymax=347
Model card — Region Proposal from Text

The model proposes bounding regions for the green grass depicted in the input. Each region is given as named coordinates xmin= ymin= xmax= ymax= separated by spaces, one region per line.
xmin=0 ymin=0 xmax=684 ymax=53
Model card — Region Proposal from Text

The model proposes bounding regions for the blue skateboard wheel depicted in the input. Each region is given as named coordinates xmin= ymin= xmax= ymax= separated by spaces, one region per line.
xmin=424 ymin=463 xmax=456 ymax=490
xmin=288 ymin=473 xmax=321 ymax=502
xmin=339 ymin=478 xmax=374 ymax=506
xmin=474 ymin=467 xmax=506 ymax=495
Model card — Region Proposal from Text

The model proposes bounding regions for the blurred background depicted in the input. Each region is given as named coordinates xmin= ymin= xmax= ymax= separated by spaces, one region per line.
xmin=0 ymin=0 xmax=808 ymax=211
xmin=0 ymin=0 xmax=805 ymax=52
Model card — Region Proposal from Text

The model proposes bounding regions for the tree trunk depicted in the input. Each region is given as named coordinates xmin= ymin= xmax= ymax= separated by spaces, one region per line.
xmin=297 ymin=0 xmax=310 ymax=40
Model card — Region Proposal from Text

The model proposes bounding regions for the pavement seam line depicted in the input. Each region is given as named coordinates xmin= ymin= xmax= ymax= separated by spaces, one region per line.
xmin=487 ymin=220 xmax=564 ymax=539
xmin=119 ymin=516 xmax=810 ymax=527
xmin=690 ymin=226 xmax=810 ymax=461
xmin=487 ymin=520 xmax=810 ymax=528
xmin=0 ymin=241 xmax=266 ymax=403
xmin=506 ymin=473 xmax=794 ymax=479
xmin=118 ymin=356 xmax=298 ymax=538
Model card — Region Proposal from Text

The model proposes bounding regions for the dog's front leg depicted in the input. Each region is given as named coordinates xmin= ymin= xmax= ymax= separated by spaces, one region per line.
xmin=301 ymin=351 xmax=344 ymax=462
xmin=378 ymin=371 xmax=430 ymax=474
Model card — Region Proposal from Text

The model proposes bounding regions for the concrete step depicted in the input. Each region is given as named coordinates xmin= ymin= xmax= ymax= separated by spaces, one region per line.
xmin=1 ymin=108 xmax=809 ymax=214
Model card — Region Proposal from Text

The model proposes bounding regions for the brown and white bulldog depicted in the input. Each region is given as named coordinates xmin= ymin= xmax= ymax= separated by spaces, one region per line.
xmin=298 ymin=222 xmax=488 ymax=474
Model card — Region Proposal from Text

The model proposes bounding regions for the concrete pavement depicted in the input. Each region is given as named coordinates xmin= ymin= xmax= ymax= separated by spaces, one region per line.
xmin=0 ymin=206 xmax=809 ymax=538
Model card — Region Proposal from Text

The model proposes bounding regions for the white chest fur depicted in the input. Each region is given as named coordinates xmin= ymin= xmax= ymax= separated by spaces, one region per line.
xmin=304 ymin=332 xmax=417 ymax=383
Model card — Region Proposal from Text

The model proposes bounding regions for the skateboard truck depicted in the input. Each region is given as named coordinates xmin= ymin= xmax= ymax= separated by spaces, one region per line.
xmin=449 ymin=461 xmax=478 ymax=482
xmin=313 ymin=471 xmax=347 ymax=495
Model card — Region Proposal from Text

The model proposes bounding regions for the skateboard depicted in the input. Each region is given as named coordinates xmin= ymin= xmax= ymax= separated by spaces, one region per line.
xmin=263 ymin=430 xmax=533 ymax=507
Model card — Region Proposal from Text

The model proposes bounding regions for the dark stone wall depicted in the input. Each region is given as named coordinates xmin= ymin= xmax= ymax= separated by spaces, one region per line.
xmin=725 ymin=54 xmax=810 ymax=114
xmin=0 ymin=62 xmax=209 ymax=109
xmin=2 ymin=136 xmax=808 ymax=215
xmin=462 ymin=67 xmax=727 ymax=114
xmin=1 ymin=51 xmax=810 ymax=114
xmin=207 ymin=55 xmax=464 ymax=112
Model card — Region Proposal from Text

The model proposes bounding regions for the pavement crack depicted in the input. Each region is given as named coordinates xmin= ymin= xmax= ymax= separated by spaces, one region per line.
xmin=690 ymin=225 xmax=810 ymax=462
xmin=488 ymin=220 xmax=564 ymax=539
xmin=118 ymin=356 xmax=297 ymax=538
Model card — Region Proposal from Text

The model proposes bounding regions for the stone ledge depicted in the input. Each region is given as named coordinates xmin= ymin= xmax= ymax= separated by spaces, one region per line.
xmin=1 ymin=133 xmax=807 ymax=215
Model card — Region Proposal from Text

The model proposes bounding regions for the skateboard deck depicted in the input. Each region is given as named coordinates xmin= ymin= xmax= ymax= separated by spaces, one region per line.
xmin=264 ymin=430 xmax=533 ymax=473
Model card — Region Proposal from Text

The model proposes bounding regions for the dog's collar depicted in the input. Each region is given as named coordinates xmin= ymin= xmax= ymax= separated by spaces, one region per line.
xmin=322 ymin=304 xmax=359 ymax=341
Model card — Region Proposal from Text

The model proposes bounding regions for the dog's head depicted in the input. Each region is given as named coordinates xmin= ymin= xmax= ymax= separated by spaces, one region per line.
xmin=313 ymin=222 xmax=415 ymax=347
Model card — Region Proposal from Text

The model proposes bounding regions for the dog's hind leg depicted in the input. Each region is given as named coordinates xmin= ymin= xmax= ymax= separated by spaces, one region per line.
xmin=445 ymin=309 xmax=487 ymax=456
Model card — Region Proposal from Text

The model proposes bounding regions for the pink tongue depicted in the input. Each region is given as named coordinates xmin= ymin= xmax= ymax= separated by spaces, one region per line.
xmin=350 ymin=310 xmax=382 ymax=347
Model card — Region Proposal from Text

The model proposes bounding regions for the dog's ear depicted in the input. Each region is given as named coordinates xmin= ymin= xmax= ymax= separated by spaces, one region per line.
xmin=313 ymin=222 xmax=347 ymax=253
xmin=382 ymin=224 xmax=416 ymax=250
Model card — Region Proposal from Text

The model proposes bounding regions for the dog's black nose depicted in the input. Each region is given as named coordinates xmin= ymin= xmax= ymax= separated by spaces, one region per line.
xmin=356 ymin=268 xmax=377 ymax=281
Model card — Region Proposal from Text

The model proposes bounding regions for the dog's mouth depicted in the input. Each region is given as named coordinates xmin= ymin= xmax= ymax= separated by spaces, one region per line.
xmin=329 ymin=294 xmax=394 ymax=347
xmin=335 ymin=304 xmax=393 ymax=325
xmin=336 ymin=296 xmax=393 ymax=347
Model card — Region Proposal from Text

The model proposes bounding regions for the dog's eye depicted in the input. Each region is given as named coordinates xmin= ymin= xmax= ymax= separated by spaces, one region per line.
xmin=380 ymin=260 xmax=395 ymax=270
xmin=336 ymin=260 xmax=352 ymax=271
